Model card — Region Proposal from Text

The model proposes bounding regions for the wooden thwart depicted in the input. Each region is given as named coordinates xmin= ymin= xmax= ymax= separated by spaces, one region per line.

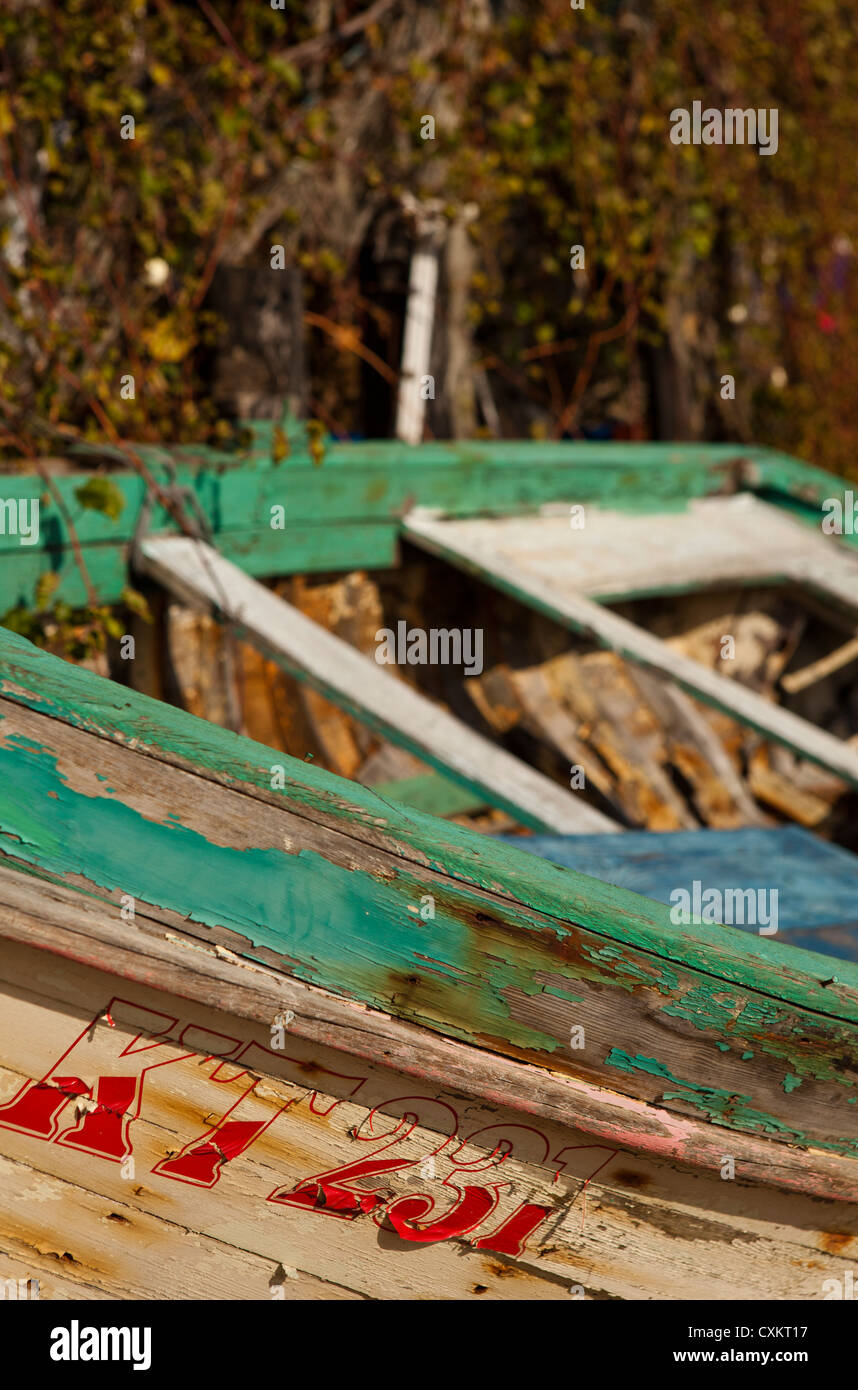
xmin=139 ymin=535 xmax=617 ymax=833
xmin=404 ymin=505 xmax=858 ymax=791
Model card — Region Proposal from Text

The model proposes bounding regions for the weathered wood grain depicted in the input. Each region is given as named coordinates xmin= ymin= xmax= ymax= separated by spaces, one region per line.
xmin=1 ymin=938 xmax=855 ymax=1300
xmin=0 ymin=625 xmax=855 ymax=1018
xmin=1 ymin=860 xmax=854 ymax=1200
xmin=437 ymin=495 xmax=858 ymax=606
xmin=1 ymin=671 xmax=857 ymax=1166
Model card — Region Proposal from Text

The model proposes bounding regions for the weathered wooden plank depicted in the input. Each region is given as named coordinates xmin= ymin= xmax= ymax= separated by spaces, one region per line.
xmin=138 ymin=535 xmax=616 ymax=834
xmin=404 ymin=509 xmax=858 ymax=789
xmin=1 ymin=934 xmax=855 ymax=1298
xmin=446 ymin=494 xmax=858 ymax=605
xmin=0 ymin=943 xmax=611 ymax=1301
xmin=0 ymin=1154 xmax=363 ymax=1302
xmin=1 ymin=681 xmax=857 ymax=1163
xmin=3 ymin=860 xmax=855 ymax=1202
xmin=0 ymin=623 xmax=855 ymax=1022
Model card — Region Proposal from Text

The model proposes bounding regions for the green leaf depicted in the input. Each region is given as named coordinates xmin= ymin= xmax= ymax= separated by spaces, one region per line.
xmin=35 ymin=571 xmax=60 ymax=611
xmin=120 ymin=586 xmax=153 ymax=623
xmin=74 ymin=477 xmax=126 ymax=521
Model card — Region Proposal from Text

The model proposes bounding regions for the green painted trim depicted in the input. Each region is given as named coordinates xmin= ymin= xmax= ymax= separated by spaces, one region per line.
xmin=0 ymin=522 xmax=399 ymax=610
xmin=3 ymin=435 xmax=854 ymax=609
xmin=1 ymin=626 xmax=857 ymax=1158
xmin=371 ymin=771 xmax=488 ymax=817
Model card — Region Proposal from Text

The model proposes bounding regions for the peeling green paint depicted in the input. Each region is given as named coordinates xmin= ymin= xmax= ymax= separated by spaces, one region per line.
xmin=0 ymin=733 xmax=599 ymax=1057
xmin=604 ymin=1048 xmax=857 ymax=1153
xmin=581 ymin=941 xmax=680 ymax=996
xmin=1 ymin=622 xmax=856 ymax=1026
xmin=783 ymin=1074 xmax=802 ymax=1093
xmin=540 ymin=984 xmax=585 ymax=1005
xmin=1 ymin=624 xmax=858 ymax=1162
xmin=662 ymin=985 xmax=857 ymax=1088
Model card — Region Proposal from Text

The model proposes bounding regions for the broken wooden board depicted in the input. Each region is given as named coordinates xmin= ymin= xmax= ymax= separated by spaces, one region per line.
xmin=468 ymin=648 xmax=787 ymax=831
xmin=459 ymin=494 xmax=858 ymax=607
xmin=404 ymin=506 xmax=858 ymax=791
xmin=1 ymin=867 xmax=856 ymax=1300
xmin=504 ymin=827 xmax=858 ymax=966
xmin=0 ymin=624 xmax=857 ymax=1181
xmin=138 ymin=535 xmax=616 ymax=834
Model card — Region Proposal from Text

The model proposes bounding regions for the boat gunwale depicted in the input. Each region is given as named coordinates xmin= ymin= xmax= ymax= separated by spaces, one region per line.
xmin=1 ymin=624 xmax=857 ymax=1021
xmin=0 ymin=856 xmax=853 ymax=1203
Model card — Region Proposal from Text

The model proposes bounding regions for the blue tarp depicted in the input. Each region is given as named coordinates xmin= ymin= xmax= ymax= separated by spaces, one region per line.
xmin=502 ymin=826 xmax=858 ymax=965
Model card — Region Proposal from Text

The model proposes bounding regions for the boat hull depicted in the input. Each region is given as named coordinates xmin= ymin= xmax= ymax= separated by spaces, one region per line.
xmin=1 ymin=936 xmax=855 ymax=1302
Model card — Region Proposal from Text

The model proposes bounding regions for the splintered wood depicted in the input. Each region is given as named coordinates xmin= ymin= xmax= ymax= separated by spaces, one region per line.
xmin=461 ymin=578 xmax=857 ymax=837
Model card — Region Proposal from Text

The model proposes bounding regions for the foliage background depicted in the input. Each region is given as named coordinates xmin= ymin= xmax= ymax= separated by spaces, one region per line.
xmin=1 ymin=0 xmax=856 ymax=469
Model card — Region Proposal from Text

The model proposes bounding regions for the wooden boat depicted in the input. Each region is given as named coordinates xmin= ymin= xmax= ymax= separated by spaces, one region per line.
xmin=1 ymin=623 xmax=857 ymax=1301
xmin=2 ymin=430 xmax=857 ymax=1299
xmin=4 ymin=429 xmax=858 ymax=825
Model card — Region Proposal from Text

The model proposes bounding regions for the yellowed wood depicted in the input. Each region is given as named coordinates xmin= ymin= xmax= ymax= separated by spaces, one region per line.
xmin=0 ymin=939 xmax=856 ymax=1301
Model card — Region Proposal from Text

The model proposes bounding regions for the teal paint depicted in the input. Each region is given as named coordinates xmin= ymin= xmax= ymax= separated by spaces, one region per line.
xmin=783 ymin=1074 xmax=802 ymax=1094
xmin=581 ymin=941 xmax=681 ymax=997
xmin=663 ymin=986 xmax=855 ymax=1088
xmin=2 ymin=623 xmax=858 ymax=1025
xmin=541 ymin=985 xmax=585 ymax=1004
xmin=604 ymin=1049 xmax=819 ymax=1147
xmin=2 ymin=434 xmax=855 ymax=611
xmin=0 ymin=733 xmax=571 ymax=1053
xmin=1 ymin=627 xmax=858 ymax=1159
